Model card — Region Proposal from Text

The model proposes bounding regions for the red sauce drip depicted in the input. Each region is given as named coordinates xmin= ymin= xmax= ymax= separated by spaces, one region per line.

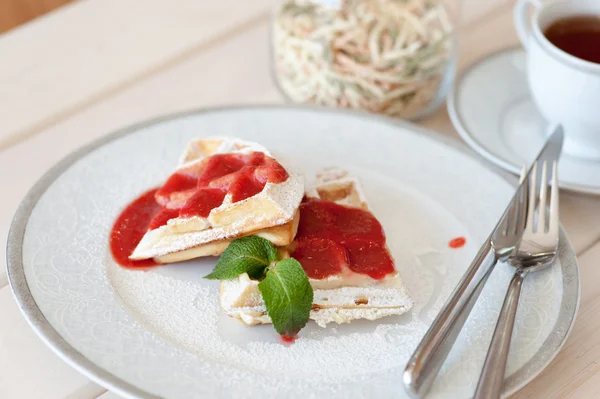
xmin=292 ymin=238 xmax=347 ymax=279
xmin=154 ymin=152 xmax=288 ymax=224
xmin=110 ymin=189 xmax=161 ymax=268
xmin=281 ymin=334 xmax=297 ymax=343
xmin=449 ymin=236 xmax=466 ymax=249
xmin=197 ymin=154 xmax=248 ymax=187
xmin=254 ymin=157 xmax=288 ymax=183
xmin=179 ymin=188 xmax=227 ymax=218
xmin=156 ymin=173 xmax=197 ymax=205
xmin=292 ymin=199 xmax=394 ymax=280
xmin=332 ymin=205 xmax=386 ymax=244
xmin=295 ymin=199 xmax=385 ymax=244
xmin=294 ymin=199 xmax=338 ymax=241
xmin=344 ymin=239 xmax=395 ymax=279
xmin=229 ymin=171 xmax=265 ymax=203
xmin=148 ymin=207 xmax=179 ymax=230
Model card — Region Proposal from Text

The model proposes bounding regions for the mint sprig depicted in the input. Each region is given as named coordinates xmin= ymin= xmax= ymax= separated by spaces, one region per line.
xmin=258 ymin=258 xmax=313 ymax=337
xmin=204 ymin=236 xmax=278 ymax=280
xmin=204 ymin=236 xmax=313 ymax=338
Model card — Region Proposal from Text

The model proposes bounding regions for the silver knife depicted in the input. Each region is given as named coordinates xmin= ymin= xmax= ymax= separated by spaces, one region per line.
xmin=403 ymin=126 xmax=564 ymax=398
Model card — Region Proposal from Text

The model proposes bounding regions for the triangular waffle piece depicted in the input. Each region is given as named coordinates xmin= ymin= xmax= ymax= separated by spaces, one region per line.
xmin=129 ymin=137 xmax=304 ymax=263
xmin=220 ymin=168 xmax=413 ymax=327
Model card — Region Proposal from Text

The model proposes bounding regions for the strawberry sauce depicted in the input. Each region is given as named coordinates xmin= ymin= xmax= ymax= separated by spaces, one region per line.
xmin=448 ymin=236 xmax=466 ymax=249
xmin=291 ymin=199 xmax=395 ymax=280
xmin=292 ymin=237 xmax=347 ymax=279
xmin=154 ymin=152 xmax=288 ymax=224
xmin=109 ymin=152 xmax=288 ymax=267
xmin=110 ymin=189 xmax=161 ymax=268
xmin=281 ymin=335 xmax=297 ymax=343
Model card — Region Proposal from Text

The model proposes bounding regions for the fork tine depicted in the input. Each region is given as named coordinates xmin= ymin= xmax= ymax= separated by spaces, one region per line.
xmin=516 ymin=166 xmax=528 ymax=234
xmin=538 ymin=161 xmax=548 ymax=233
xmin=549 ymin=161 xmax=559 ymax=233
xmin=526 ymin=162 xmax=537 ymax=231
xmin=519 ymin=166 xmax=526 ymax=184
xmin=505 ymin=166 xmax=527 ymax=235
xmin=504 ymin=203 xmax=515 ymax=235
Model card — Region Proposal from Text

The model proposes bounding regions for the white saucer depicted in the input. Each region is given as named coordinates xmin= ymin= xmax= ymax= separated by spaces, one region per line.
xmin=448 ymin=46 xmax=600 ymax=195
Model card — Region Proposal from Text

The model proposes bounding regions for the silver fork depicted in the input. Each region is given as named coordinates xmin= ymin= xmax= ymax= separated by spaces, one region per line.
xmin=404 ymin=126 xmax=564 ymax=399
xmin=403 ymin=170 xmax=529 ymax=397
xmin=474 ymin=160 xmax=560 ymax=399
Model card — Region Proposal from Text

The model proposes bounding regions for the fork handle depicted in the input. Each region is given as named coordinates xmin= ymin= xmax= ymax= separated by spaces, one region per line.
xmin=474 ymin=269 xmax=527 ymax=399
xmin=403 ymin=241 xmax=497 ymax=398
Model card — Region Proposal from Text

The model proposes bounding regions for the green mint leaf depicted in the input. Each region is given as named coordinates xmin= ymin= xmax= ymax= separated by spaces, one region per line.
xmin=258 ymin=258 xmax=313 ymax=337
xmin=204 ymin=236 xmax=278 ymax=280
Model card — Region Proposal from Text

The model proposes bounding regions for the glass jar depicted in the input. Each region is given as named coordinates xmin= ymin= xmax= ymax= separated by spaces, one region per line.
xmin=271 ymin=0 xmax=459 ymax=120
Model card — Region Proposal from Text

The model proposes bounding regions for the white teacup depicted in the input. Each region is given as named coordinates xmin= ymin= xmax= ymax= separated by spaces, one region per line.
xmin=515 ymin=0 xmax=600 ymax=160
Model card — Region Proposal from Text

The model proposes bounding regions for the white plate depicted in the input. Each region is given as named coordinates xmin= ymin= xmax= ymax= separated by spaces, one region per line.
xmin=448 ymin=46 xmax=600 ymax=195
xmin=7 ymin=106 xmax=579 ymax=399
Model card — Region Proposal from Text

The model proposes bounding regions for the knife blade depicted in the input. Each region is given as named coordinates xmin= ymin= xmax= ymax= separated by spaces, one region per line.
xmin=403 ymin=125 xmax=564 ymax=398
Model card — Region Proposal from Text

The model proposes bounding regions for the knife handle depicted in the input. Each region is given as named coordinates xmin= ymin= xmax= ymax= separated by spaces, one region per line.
xmin=403 ymin=240 xmax=497 ymax=398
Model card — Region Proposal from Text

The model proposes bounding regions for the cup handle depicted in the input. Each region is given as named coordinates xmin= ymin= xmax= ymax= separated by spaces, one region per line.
xmin=514 ymin=0 xmax=541 ymax=49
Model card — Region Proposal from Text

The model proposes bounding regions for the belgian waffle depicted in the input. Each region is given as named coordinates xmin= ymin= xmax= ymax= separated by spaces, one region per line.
xmin=220 ymin=168 xmax=413 ymax=327
xmin=129 ymin=137 xmax=304 ymax=263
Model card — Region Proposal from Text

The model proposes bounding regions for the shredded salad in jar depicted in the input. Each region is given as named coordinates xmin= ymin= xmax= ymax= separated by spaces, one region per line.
xmin=272 ymin=0 xmax=455 ymax=119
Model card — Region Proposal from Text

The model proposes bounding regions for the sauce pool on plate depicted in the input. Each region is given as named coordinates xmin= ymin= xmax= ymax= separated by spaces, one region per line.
xmin=109 ymin=189 xmax=161 ymax=268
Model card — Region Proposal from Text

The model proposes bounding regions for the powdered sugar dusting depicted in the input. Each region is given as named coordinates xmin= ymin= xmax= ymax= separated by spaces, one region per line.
xmin=178 ymin=136 xmax=271 ymax=167
xmin=108 ymin=262 xmax=425 ymax=380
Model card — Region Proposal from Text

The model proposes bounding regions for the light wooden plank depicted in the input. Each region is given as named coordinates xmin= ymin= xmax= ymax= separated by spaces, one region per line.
xmin=0 ymin=0 xmax=274 ymax=150
xmin=0 ymin=0 xmax=74 ymax=34
xmin=461 ymin=0 xmax=512 ymax=27
xmin=511 ymin=240 xmax=600 ymax=399
xmin=63 ymin=384 xmax=107 ymax=399
xmin=97 ymin=392 xmax=122 ymax=399
xmin=0 ymin=286 xmax=105 ymax=399
xmin=0 ymin=0 xmax=507 ymax=153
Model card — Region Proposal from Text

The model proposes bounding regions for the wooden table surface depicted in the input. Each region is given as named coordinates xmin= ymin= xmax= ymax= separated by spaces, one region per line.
xmin=0 ymin=0 xmax=73 ymax=34
xmin=1 ymin=0 xmax=599 ymax=398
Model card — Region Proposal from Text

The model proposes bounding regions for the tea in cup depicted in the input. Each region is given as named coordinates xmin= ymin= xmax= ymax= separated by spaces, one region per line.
xmin=514 ymin=0 xmax=600 ymax=159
